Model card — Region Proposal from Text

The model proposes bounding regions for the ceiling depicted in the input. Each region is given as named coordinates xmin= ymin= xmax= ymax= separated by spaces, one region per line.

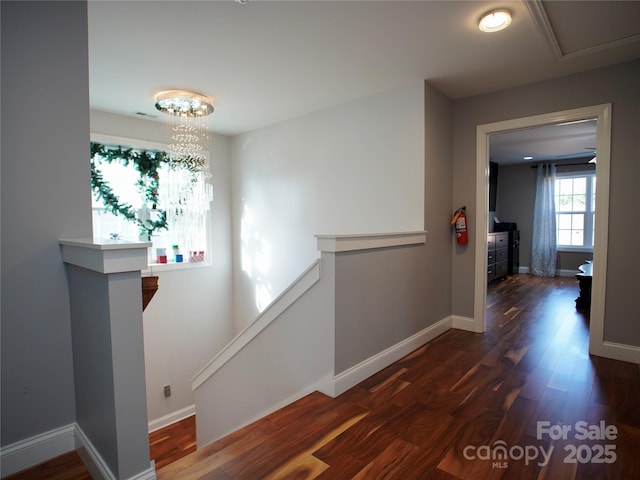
xmin=88 ymin=0 xmax=640 ymax=141
xmin=490 ymin=119 xmax=597 ymax=165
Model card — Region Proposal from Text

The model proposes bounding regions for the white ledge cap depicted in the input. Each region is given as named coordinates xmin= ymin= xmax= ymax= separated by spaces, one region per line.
xmin=315 ymin=231 xmax=427 ymax=253
xmin=59 ymin=238 xmax=151 ymax=274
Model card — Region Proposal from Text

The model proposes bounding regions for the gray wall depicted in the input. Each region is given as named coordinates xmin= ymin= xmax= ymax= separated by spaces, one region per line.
xmin=67 ymin=267 xmax=115 ymax=464
xmin=334 ymin=244 xmax=430 ymax=373
xmin=424 ymin=82 xmax=453 ymax=322
xmin=68 ymin=266 xmax=151 ymax=478
xmin=452 ymin=59 xmax=640 ymax=346
xmin=333 ymin=82 xmax=454 ymax=373
xmin=1 ymin=0 xmax=92 ymax=447
xmin=497 ymin=162 xmax=595 ymax=271
xmin=494 ymin=163 xmax=534 ymax=266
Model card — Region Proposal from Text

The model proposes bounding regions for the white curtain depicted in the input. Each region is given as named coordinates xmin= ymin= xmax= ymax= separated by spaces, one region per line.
xmin=531 ymin=164 xmax=557 ymax=277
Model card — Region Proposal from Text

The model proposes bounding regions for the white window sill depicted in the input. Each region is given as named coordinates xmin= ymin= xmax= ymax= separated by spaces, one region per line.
xmin=557 ymin=246 xmax=593 ymax=254
xmin=143 ymin=261 xmax=211 ymax=275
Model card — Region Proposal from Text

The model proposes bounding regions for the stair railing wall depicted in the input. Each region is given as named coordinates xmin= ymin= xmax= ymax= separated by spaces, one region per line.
xmin=193 ymin=231 xmax=455 ymax=448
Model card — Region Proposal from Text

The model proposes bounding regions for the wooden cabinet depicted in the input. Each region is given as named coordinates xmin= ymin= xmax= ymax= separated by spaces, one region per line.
xmin=488 ymin=232 xmax=508 ymax=283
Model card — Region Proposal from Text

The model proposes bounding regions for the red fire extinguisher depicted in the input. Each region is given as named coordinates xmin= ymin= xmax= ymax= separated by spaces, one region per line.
xmin=451 ymin=206 xmax=469 ymax=244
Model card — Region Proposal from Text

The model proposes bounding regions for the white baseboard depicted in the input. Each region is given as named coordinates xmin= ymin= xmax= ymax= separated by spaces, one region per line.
xmin=75 ymin=425 xmax=156 ymax=480
xmin=596 ymin=341 xmax=640 ymax=365
xmin=451 ymin=315 xmax=476 ymax=332
xmin=331 ymin=316 xmax=453 ymax=397
xmin=0 ymin=423 xmax=156 ymax=480
xmin=556 ymin=268 xmax=578 ymax=277
xmin=148 ymin=404 xmax=195 ymax=433
xmin=126 ymin=466 xmax=157 ymax=480
xmin=518 ymin=266 xmax=579 ymax=278
xmin=0 ymin=424 xmax=75 ymax=477
xmin=74 ymin=425 xmax=114 ymax=480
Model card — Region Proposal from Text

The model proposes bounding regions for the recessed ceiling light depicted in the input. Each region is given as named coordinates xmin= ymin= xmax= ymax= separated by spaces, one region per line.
xmin=524 ymin=156 xmax=533 ymax=160
xmin=478 ymin=9 xmax=512 ymax=33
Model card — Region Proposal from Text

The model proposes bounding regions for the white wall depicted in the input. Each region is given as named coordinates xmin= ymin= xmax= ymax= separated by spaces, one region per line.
xmin=89 ymin=111 xmax=234 ymax=428
xmin=194 ymin=260 xmax=333 ymax=447
xmin=231 ymin=82 xmax=425 ymax=331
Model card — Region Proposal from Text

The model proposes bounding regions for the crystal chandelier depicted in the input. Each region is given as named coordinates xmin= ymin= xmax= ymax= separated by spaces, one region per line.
xmin=155 ymin=90 xmax=214 ymax=238
xmin=155 ymin=90 xmax=214 ymax=166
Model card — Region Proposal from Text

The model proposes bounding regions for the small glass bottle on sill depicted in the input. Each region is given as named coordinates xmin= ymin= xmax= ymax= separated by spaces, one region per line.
xmin=172 ymin=244 xmax=183 ymax=263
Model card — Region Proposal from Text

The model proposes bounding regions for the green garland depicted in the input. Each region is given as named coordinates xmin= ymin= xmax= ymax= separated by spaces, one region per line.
xmin=90 ymin=142 xmax=170 ymax=237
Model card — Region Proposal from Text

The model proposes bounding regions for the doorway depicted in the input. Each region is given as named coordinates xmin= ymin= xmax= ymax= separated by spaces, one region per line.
xmin=473 ymin=104 xmax=612 ymax=358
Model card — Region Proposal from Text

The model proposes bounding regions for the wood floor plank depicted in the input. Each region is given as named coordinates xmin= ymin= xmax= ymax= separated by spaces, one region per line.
xmin=313 ymin=454 xmax=365 ymax=480
xmin=368 ymin=367 xmax=409 ymax=393
xmin=265 ymin=408 xmax=369 ymax=477
xmin=262 ymin=454 xmax=329 ymax=480
xmin=220 ymin=405 xmax=368 ymax=479
xmin=156 ymin=427 xmax=267 ymax=480
xmin=314 ymin=403 xmax=410 ymax=466
xmin=436 ymin=409 xmax=506 ymax=478
xmin=350 ymin=437 xmax=418 ymax=479
xmin=397 ymin=403 xmax=456 ymax=447
xmin=2 ymin=452 xmax=92 ymax=480
xmin=491 ymin=394 xmax=539 ymax=447
xmin=390 ymin=415 xmax=467 ymax=479
xmin=149 ymin=414 xmax=197 ymax=469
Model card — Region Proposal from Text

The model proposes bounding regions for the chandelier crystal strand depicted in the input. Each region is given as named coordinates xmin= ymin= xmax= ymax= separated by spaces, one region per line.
xmin=159 ymin=162 xmax=211 ymax=256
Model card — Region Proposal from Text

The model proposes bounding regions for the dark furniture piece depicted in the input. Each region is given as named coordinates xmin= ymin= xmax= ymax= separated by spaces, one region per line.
xmin=494 ymin=222 xmax=519 ymax=276
xmin=488 ymin=232 xmax=508 ymax=283
xmin=575 ymin=261 xmax=592 ymax=313
xmin=507 ymin=230 xmax=520 ymax=275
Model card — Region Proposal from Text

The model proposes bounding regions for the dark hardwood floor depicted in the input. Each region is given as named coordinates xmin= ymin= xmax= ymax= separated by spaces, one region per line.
xmin=149 ymin=414 xmax=197 ymax=470
xmin=6 ymin=274 xmax=640 ymax=479
xmin=2 ymin=452 xmax=92 ymax=480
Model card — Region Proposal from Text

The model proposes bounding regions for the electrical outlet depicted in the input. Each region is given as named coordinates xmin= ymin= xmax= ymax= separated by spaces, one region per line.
xmin=163 ymin=385 xmax=171 ymax=397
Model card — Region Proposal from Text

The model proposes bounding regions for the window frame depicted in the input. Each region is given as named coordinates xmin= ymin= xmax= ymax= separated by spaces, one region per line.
xmin=90 ymin=133 xmax=213 ymax=271
xmin=554 ymin=171 xmax=596 ymax=253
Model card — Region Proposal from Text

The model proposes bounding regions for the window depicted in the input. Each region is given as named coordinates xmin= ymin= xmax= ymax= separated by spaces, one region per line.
xmin=91 ymin=138 xmax=212 ymax=266
xmin=555 ymin=173 xmax=595 ymax=250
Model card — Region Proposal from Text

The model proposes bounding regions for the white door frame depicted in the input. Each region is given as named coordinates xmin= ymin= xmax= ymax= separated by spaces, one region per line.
xmin=473 ymin=104 xmax=614 ymax=359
